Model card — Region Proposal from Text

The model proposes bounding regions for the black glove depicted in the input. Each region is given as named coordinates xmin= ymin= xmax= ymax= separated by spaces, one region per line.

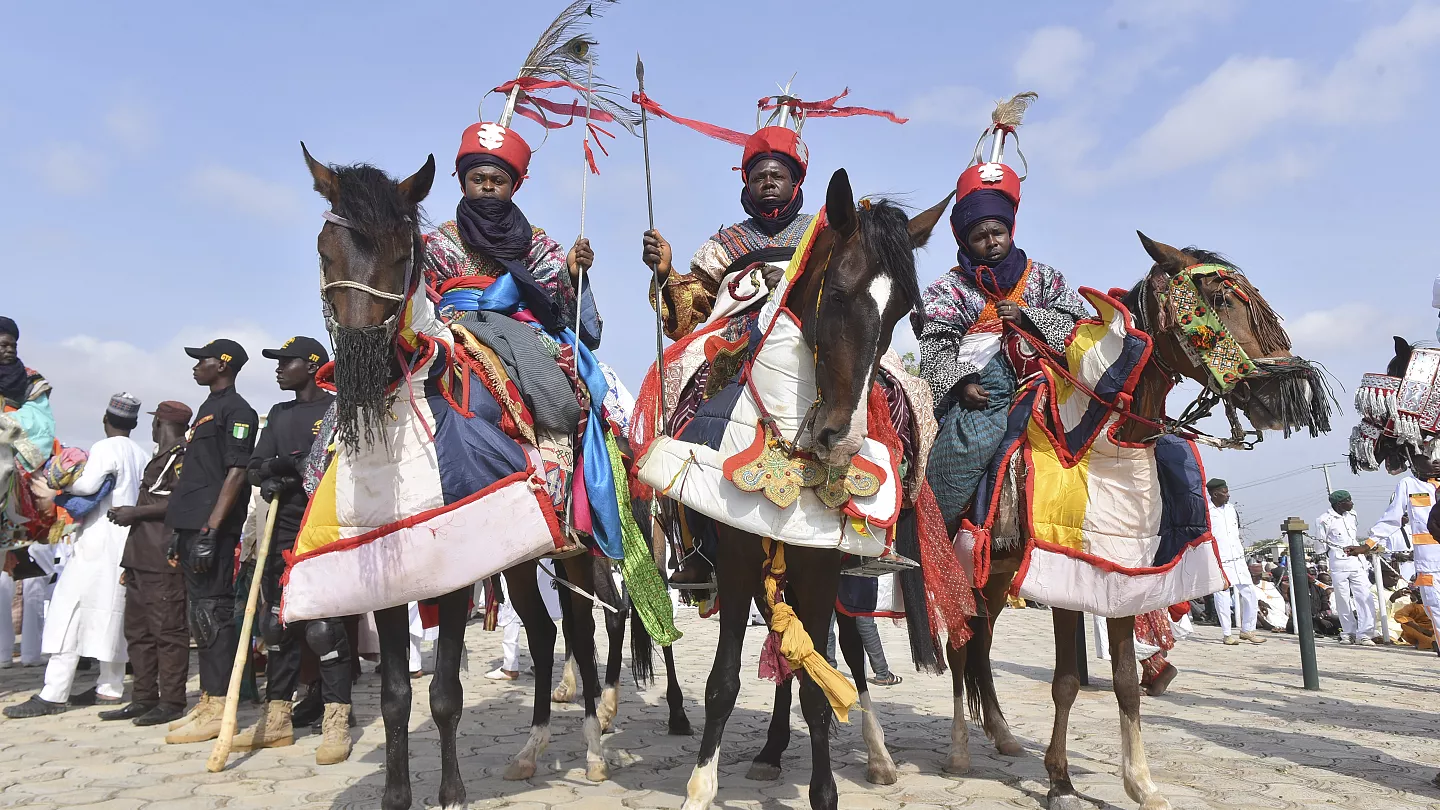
xmin=167 ymin=531 xmax=183 ymax=566
xmin=259 ymin=476 xmax=299 ymax=503
xmin=189 ymin=527 xmax=217 ymax=575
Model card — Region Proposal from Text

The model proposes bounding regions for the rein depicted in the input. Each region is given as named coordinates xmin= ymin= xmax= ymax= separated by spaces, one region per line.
xmin=319 ymin=210 xmax=418 ymax=313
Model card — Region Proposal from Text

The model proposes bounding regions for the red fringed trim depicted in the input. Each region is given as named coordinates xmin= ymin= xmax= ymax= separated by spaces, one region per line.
xmin=917 ymin=483 xmax=976 ymax=649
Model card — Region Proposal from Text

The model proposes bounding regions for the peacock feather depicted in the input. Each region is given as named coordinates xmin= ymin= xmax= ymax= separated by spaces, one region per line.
xmin=499 ymin=0 xmax=640 ymax=134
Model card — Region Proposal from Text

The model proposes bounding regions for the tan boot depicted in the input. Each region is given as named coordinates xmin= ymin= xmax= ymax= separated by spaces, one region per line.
xmin=1239 ymin=631 xmax=1266 ymax=644
xmin=315 ymin=704 xmax=353 ymax=766
xmin=167 ymin=695 xmax=209 ymax=731
xmin=165 ymin=694 xmax=223 ymax=744
xmin=230 ymin=700 xmax=294 ymax=752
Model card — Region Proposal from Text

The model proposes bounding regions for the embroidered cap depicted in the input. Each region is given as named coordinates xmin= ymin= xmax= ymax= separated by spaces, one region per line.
xmin=261 ymin=335 xmax=329 ymax=366
xmin=184 ymin=338 xmax=249 ymax=370
xmin=456 ymin=122 xmax=532 ymax=188
xmin=106 ymin=392 xmax=141 ymax=421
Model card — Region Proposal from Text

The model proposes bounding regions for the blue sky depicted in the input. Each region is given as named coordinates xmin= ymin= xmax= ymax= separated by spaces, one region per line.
xmin=5 ymin=0 xmax=1439 ymax=539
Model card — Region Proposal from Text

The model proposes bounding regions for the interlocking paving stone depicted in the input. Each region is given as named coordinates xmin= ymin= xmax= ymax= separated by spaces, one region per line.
xmin=5 ymin=607 xmax=1440 ymax=808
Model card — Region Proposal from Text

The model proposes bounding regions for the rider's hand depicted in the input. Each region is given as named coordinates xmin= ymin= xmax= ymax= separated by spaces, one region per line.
xmin=996 ymin=300 xmax=1022 ymax=322
xmin=960 ymin=382 xmax=990 ymax=410
xmin=642 ymin=230 xmax=673 ymax=281
xmin=567 ymin=238 xmax=594 ymax=282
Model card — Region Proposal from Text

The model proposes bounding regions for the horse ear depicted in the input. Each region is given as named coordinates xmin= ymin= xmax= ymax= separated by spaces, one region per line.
xmin=908 ymin=191 xmax=955 ymax=249
xmin=398 ymin=154 xmax=436 ymax=207
xmin=302 ymin=142 xmax=339 ymax=203
xmin=1137 ymin=230 xmax=1189 ymax=276
xmin=826 ymin=168 xmax=857 ymax=238
xmin=1395 ymin=335 xmax=1413 ymax=357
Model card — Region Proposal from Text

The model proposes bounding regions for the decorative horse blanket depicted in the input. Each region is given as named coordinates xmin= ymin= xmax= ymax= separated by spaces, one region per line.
xmin=282 ymin=292 xmax=563 ymax=623
xmin=957 ymin=289 xmax=1227 ymax=618
xmin=633 ymin=216 xmax=903 ymax=556
xmin=1352 ymin=346 xmax=1440 ymax=469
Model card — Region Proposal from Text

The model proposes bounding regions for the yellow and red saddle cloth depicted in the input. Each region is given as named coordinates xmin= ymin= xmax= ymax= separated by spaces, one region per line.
xmin=961 ymin=289 xmax=1227 ymax=618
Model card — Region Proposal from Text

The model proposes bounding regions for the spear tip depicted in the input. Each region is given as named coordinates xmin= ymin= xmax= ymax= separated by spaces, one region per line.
xmin=635 ymin=53 xmax=645 ymax=82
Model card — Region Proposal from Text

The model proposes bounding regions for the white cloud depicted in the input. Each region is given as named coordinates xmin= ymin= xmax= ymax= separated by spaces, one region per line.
xmin=1211 ymin=147 xmax=1323 ymax=197
xmin=1311 ymin=2 xmax=1440 ymax=124
xmin=23 ymin=324 xmax=288 ymax=449
xmin=902 ymin=85 xmax=990 ymax=127
xmin=35 ymin=142 xmax=93 ymax=195
xmin=1286 ymin=304 xmax=1386 ymax=354
xmin=1015 ymin=27 xmax=1094 ymax=95
xmin=103 ymin=102 xmax=157 ymax=152
xmin=190 ymin=165 xmax=306 ymax=221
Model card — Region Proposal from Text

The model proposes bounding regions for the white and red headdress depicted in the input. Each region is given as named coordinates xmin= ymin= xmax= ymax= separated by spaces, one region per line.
xmin=951 ymin=92 xmax=1037 ymax=238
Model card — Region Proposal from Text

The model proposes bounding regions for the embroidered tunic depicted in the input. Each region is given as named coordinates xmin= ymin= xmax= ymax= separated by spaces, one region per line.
xmin=913 ymin=262 xmax=1088 ymax=412
xmin=654 ymin=215 xmax=814 ymax=339
xmin=423 ymin=220 xmax=600 ymax=344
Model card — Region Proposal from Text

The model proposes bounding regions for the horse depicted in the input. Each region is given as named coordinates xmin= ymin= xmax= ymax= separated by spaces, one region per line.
xmin=646 ymin=169 xmax=949 ymax=810
xmin=741 ymin=234 xmax=1333 ymax=810
xmin=301 ymin=147 xmax=612 ymax=810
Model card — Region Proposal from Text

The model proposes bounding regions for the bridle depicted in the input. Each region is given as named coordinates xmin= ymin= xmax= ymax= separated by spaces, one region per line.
xmin=318 ymin=210 xmax=418 ymax=332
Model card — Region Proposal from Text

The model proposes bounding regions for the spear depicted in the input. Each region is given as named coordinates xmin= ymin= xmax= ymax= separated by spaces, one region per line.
xmin=575 ymin=51 xmax=595 ymax=339
xmin=637 ymin=53 xmax=664 ymax=438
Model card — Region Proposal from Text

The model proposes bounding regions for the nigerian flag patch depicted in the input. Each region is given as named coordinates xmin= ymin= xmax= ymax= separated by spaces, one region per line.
xmin=232 ymin=422 xmax=251 ymax=439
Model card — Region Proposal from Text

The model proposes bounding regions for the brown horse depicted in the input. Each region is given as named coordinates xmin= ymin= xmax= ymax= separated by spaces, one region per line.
xmin=674 ymin=170 xmax=949 ymax=810
xmin=301 ymin=147 xmax=610 ymax=810
xmin=747 ymin=234 xmax=1333 ymax=810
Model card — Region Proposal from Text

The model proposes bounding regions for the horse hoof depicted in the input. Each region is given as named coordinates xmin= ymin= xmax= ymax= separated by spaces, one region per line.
xmin=1140 ymin=797 xmax=1172 ymax=810
xmin=668 ymin=716 xmax=693 ymax=736
xmin=1049 ymin=795 xmax=1087 ymax=810
xmin=866 ymin=759 xmax=899 ymax=786
xmin=503 ymin=760 xmax=537 ymax=781
xmin=944 ymin=754 xmax=970 ymax=775
xmin=995 ymin=737 xmax=1025 ymax=757
xmin=586 ymin=761 xmax=610 ymax=782
xmin=745 ymin=762 xmax=782 ymax=781
xmin=551 ymin=686 xmax=574 ymax=704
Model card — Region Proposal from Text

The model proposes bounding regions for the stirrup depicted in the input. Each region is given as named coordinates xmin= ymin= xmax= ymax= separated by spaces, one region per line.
xmin=841 ymin=549 xmax=919 ymax=577
xmin=668 ymin=574 xmax=718 ymax=592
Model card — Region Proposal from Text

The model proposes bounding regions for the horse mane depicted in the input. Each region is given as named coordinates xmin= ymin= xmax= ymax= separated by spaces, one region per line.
xmin=1182 ymin=246 xmax=1291 ymax=356
xmin=330 ymin=163 xmax=421 ymax=254
xmin=857 ymin=198 xmax=920 ymax=309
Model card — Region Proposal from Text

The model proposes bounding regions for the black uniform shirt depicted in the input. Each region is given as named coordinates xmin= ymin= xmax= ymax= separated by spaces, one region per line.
xmin=248 ymin=393 xmax=335 ymax=545
xmin=166 ymin=386 xmax=258 ymax=532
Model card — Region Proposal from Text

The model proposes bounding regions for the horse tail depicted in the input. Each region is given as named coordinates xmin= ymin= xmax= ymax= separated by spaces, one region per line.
xmin=629 ymin=605 xmax=656 ymax=687
xmin=962 ymin=614 xmax=1005 ymax=738
xmin=894 ymin=508 xmax=943 ymax=674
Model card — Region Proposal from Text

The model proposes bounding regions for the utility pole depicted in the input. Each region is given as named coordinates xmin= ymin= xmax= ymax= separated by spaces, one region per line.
xmin=1312 ymin=462 xmax=1340 ymax=497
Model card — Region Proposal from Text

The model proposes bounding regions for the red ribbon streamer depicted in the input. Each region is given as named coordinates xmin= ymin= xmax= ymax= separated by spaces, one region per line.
xmin=758 ymin=88 xmax=908 ymax=125
xmin=631 ymin=91 xmax=748 ymax=146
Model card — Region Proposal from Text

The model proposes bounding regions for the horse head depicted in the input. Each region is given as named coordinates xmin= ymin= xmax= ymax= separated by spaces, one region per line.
xmin=789 ymin=169 xmax=950 ymax=467
xmin=1132 ymin=232 xmax=1333 ymax=440
xmin=302 ymin=143 xmax=435 ymax=450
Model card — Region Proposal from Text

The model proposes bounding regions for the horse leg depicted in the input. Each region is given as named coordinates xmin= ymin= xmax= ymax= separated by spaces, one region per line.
xmin=1044 ymin=608 xmax=1084 ymax=810
xmin=502 ymin=561 xmax=556 ymax=781
xmin=374 ymin=605 xmax=414 ymax=810
xmin=785 ymin=545 xmax=844 ymax=810
xmin=431 ymin=587 xmax=470 ymax=809
xmin=560 ymin=555 xmax=608 ymax=782
xmin=552 ymin=586 xmax=577 ymax=704
xmin=597 ymin=578 xmax=626 ymax=733
xmin=838 ymin=612 xmax=896 ymax=785
xmin=944 ymin=641 xmax=971 ymax=774
xmin=746 ymin=678 xmax=791 ymax=781
xmin=1107 ymin=617 xmax=1171 ymax=810
xmin=975 ymin=573 xmax=1022 ymax=756
xmin=682 ymin=530 xmax=764 ymax=810
xmin=662 ymin=643 xmax=693 ymax=735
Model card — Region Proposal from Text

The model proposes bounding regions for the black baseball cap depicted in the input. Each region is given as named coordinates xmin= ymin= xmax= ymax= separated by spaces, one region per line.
xmin=261 ymin=335 xmax=330 ymax=365
xmin=184 ymin=339 xmax=249 ymax=370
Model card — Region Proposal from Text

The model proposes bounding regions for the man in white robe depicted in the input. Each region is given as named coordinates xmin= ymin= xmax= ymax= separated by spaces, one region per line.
xmin=4 ymin=394 xmax=149 ymax=717
xmin=1207 ymin=480 xmax=1264 ymax=645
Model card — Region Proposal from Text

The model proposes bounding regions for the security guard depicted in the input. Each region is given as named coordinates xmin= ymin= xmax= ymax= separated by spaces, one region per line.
xmin=230 ymin=336 xmax=353 ymax=765
xmin=164 ymin=338 xmax=258 ymax=745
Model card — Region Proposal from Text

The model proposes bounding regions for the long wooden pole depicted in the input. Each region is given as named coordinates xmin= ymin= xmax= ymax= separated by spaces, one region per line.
xmin=206 ymin=503 xmax=281 ymax=772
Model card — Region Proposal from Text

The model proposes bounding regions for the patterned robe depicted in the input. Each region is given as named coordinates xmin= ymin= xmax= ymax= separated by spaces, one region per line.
xmin=654 ymin=215 xmax=814 ymax=339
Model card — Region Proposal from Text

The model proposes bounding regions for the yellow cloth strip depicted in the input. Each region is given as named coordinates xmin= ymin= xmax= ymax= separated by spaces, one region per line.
xmin=762 ymin=538 xmax=857 ymax=722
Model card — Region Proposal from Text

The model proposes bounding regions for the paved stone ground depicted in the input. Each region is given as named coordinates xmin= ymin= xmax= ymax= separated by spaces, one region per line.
xmin=2 ymin=606 xmax=1438 ymax=809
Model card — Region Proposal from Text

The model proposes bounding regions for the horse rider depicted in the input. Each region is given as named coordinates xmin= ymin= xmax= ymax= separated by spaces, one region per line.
xmin=164 ymin=339 xmax=259 ymax=744
xmin=99 ymin=400 xmax=193 ymax=727
xmin=639 ymin=124 xmax=814 ymax=586
xmin=917 ymin=133 xmax=1088 ymax=529
xmin=229 ymin=336 xmax=353 ymax=765
xmin=1315 ymin=490 xmax=1378 ymax=646
xmin=1207 ymin=479 xmax=1265 ymax=646
xmin=1367 ymin=452 xmax=1437 ymax=583
xmin=424 ymin=120 xmax=602 ymax=511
